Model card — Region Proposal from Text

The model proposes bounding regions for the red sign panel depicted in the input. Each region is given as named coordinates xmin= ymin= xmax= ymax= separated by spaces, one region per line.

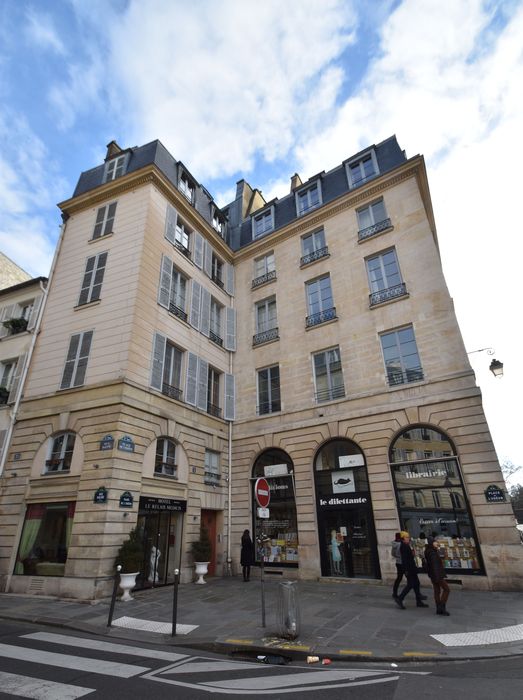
xmin=254 ymin=478 xmax=271 ymax=508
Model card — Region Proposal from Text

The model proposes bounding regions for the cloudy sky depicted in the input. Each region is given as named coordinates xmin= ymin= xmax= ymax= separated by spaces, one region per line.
xmin=0 ymin=0 xmax=521 ymax=479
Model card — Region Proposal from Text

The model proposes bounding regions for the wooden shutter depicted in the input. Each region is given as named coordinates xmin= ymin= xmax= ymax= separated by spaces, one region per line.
xmin=193 ymin=232 xmax=204 ymax=269
xmin=189 ymin=281 xmax=201 ymax=330
xmin=73 ymin=331 xmax=93 ymax=387
xmin=225 ymin=262 xmax=235 ymax=296
xmin=60 ymin=334 xmax=81 ymax=389
xmin=203 ymin=240 xmax=212 ymax=278
xmin=200 ymin=287 xmax=211 ymax=337
xmin=0 ymin=429 xmax=6 ymax=462
xmin=150 ymin=332 xmax=166 ymax=390
xmin=185 ymin=352 xmax=198 ymax=405
xmin=196 ymin=357 xmax=208 ymax=411
xmin=27 ymin=294 xmax=43 ymax=331
xmin=0 ymin=304 xmax=15 ymax=339
xmin=165 ymin=204 xmax=178 ymax=244
xmin=225 ymin=307 xmax=236 ymax=351
xmin=7 ymin=353 xmax=28 ymax=404
xmin=224 ymin=373 xmax=235 ymax=421
xmin=157 ymin=254 xmax=173 ymax=309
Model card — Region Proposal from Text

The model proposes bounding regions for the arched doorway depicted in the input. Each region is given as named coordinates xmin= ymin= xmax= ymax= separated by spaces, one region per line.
xmin=314 ymin=439 xmax=380 ymax=579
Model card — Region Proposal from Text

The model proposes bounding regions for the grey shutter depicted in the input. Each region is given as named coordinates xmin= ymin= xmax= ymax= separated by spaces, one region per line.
xmin=189 ymin=281 xmax=201 ymax=330
xmin=185 ymin=352 xmax=198 ymax=405
xmin=203 ymin=240 xmax=212 ymax=278
xmin=90 ymin=252 xmax=107 ymax=302
xmin=196 ymin=357 xmax=208 ymax=411
xmin=0 ymin=429 xmax=6 ymax=461
xmin=150 ymin=332 xmax=166 ymax=390
xmin=0 ymin=304 xmax=15 ymax=339
xmin=224 ymin=373 xmax=235 ymax=421
xmin=73 ymin=331 xmax=93 ymax=387
xmin=27 ymin=294 xmax=43 ymax=331
xmin=158 ymin=254 xmax=173 ymax=309
xmin=7 ymin=353 xmax=28 ymax=404
xmin=60 ymin=333 xmax=81 ymax=389
xmin=200 ymin=287 xmax=211 ymax=337
xmin=225 ymin=307 xmax=236 ymax=351
xmin=225 ymin=262 xmax=235 ymax=296
xmin=78 ymin=256 xmax=96 ymax=305
xmin=165 ymin=204 xmax=178 ymax=244
xmin=193 ymin=232 xmax=204 ymax=269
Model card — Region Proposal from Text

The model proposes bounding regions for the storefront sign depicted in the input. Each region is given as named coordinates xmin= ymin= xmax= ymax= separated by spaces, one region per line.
xmin=139 ymin=496 xmax=187 ymax=512
xmin=264 ymin=464 xmax=288 ymax=477
xmin=318 ymin=495 xmax=368 ymax=508
xmin=339 ymin=454 xmax=364 ymax=468
xmin=484 ymin=484 xmax=506 ymax=503
xmin=118 ymin=435 xmax=135 ymax=453
xmin=93 ymin=486 xmax=108 ymax=504
xmin=257 ymin=507 xmax=270 ymax=518
xmin=119 ymin=491 xmax=134 ymax=508
xmin=332 ymin=469 xmax=355 ymax=494
xmin=100 ymin=435 xmax=114 ymax=451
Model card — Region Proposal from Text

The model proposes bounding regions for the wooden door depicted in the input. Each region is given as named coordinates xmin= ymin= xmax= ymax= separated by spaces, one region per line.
xmin=201 ymin=510 xmax=217 ymax=576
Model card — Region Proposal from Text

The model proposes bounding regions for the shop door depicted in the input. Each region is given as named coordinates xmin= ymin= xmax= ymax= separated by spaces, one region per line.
xmin=201 ymin=510 xmax=217 ymax=576
xmin=319 ymin=507 xmax=380 ymax=579
xmin=137 ymin=512 xmax=178 ymax=588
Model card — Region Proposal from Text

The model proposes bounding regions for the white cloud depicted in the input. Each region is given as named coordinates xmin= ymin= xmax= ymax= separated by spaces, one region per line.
xmin=25 ymin=7 xmax=66 ymax=55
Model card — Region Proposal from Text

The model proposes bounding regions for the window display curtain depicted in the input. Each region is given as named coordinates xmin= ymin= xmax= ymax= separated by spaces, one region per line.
xmin=65 ymin=502 xmax=76 ymax=548
xmin=14 ymin=504 xmax=46 ymax=574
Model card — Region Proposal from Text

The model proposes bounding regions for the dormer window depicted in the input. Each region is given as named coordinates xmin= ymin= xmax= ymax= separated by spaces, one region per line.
xmin=296 ymin=182 xmax=322 ymax=216
xmin=346 ymin=150 xmax=379 ymax=188
xmin=212 ymin=211 xmax=224 ymax=236
xmin=179 ymin=173 xmax=195 ymax=202
xmin=103 ymin=154 xmax=128 ymax=183
xmin=252 ymin=208 xmax=274 ymax=239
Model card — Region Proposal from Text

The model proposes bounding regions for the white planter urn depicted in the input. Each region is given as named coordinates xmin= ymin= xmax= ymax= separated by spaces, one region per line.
xmin=194 ymin=562 xmax=210 ymax=584
xmin=119 ymin=572 xmax=139 ymax=601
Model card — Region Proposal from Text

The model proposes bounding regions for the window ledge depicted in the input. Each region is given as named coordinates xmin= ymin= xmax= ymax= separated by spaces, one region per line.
xmin=42 ymin=470 xmax=71 ymax=476
xmin=305 ymin=313 xmax=338 ymax=331
xmin=154 ymin=473 xmax=179 ymax=480
xmin=74 ymin=299 xmax=101 ymax=311
xmin=357 ymin=221 xmax=393 ymax=244
xmin=89 ymin=232 xmax=114 ymax=244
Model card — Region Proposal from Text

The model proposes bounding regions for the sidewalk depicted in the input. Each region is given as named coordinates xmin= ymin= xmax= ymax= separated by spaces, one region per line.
xmin=1 ymin=577 xmax=523 ymax=663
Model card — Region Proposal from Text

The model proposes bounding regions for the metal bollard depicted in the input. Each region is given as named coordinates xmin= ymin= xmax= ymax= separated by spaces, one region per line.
xmin=171 ymin=568 xmax=180 ymax=637
xmin=107 ymin=565 xmax=122 ymax=627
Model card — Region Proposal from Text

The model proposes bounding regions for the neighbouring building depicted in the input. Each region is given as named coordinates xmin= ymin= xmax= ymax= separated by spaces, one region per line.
xmin=0 ymin=136 xmax=520 ymax=600
xmin=0 ymin=252 xmax=31 ymax=290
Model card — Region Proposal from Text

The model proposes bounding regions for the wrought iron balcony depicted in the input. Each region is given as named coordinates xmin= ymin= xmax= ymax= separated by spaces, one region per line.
xmin=209 ymin=329 xmax=223 ymax=347
xmin=387 ymin=366 xmax=424 ymax=387
xmin=174 ymin=240 xmax=191 ymax=259
xmin=253 ymin=327 xmax=279 ymax=346
xmin=358 ymin=218 xmax=392 ymax=241
xmin=162 ymin=382 xmax=183 ymax=401
xmin=305 ymin=307 xmax=337 ymax=328
xmin=252 ymin=269 xmax=277 ymax=289
xmin=212 ymin=272 xmax=224 ymax=288
xmin=169 ymin=302 xmax=187 ymax=322
xmin=257 ymin=400 xmax=281 ymax=415
xmin=207 ymin=402 xmax=222 ymax=418
xmin=315 ymin=385 xmax=346 ymax=403
xmin=369 ymin=283 xmax=407 ymax=306
xmin=300 ymin=246 xmax=329 ymax=267
xmin=204 ymin=471 xmax=221 ymax=486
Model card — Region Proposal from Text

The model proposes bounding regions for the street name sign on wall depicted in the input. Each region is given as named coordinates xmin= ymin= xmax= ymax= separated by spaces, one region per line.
xmin=484 ymin=484 xmax=506 ymax=503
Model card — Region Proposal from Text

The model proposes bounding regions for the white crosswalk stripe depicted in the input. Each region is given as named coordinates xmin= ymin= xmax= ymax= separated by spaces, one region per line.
xmin=0 ymin=670 xmax=94 ymax=699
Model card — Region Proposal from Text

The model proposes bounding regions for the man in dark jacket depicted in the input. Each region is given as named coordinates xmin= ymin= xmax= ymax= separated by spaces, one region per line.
xmin=395 ymin=532 xmax=429 ymax=609
xmin=424 ymin=536 xmax=450 ymax=615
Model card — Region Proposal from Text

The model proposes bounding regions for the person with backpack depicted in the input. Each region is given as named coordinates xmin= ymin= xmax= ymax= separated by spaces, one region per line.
xmin=394 ymin=531 xmax=429 ymax=610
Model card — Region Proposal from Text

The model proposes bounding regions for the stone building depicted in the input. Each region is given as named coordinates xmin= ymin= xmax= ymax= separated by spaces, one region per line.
xmin=0 ymin=136 xmax=519 ymax=600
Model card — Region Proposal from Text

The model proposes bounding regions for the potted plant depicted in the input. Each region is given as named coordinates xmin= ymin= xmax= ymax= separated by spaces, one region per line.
xmin=2 ymin=317 xmax=28 ymax=335
xmin=191 ymin=527 xmax=212 ymax=584
xmin=115 ymin=527 xmax=144 ymax=601
xmin=0 ymin=386 xmax=9 ymax=405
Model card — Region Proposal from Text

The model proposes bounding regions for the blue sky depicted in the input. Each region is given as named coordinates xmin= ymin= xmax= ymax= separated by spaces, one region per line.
xmin=0 ymin=0 xmax=522 ymax=477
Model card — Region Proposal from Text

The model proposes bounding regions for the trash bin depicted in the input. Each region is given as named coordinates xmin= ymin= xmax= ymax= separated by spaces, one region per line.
xmin=277 ymin=580 xmax=300 ymax=639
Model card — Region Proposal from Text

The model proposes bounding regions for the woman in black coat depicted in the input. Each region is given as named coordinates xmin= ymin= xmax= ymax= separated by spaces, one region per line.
xmin=240 ymin=529 xmax=255 ymax=582
xmin=424 ymin=536 xmax=450 ymax=615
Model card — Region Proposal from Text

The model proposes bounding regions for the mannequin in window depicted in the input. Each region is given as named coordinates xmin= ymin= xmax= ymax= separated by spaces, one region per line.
xmin=148 ymin=545 xmax=161 ymax=584
xmin=330 ymin=530 xmax=342 ymax=575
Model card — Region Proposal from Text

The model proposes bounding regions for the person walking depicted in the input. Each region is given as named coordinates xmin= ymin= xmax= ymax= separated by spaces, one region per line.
xmin=394 ymin=531 xmax=429 ymax=609
xmin=424 ymin=535 xmax=450 ymax=615
xmin=240 ymin=529 xmax=255 ymax=582
xmin=391 ymin=532 xmax=404 ymax=599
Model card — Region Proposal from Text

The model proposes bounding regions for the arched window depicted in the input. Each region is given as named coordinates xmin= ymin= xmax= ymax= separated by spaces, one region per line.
xmin=155 ymin=438 xmax=177 ymax=477
xmin=46 ymin=432 xmax=76 ymax=473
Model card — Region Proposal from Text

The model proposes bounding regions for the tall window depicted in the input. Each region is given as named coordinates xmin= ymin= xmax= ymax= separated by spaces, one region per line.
xmin=296 ymin=183 xmax=321 ymax=215
xmin=104 ymin=155 xmax=127 ymax=182
xmin=253 ymin=209 xmax=274 ymax=238
xmin=254 ymin=297 xmax=278 ymax=344
xmin=306 ymin=275 xmax=336 ymax=326
xmin=46 ymin=433 xmax=76 ymax=473
xmin=380 ymin=326 xmax=423 ymax=386
xmin=347 ymin=151 xmax=378 ymax=187
xmin=313 ymin=347 xmax=345 ymax=402
xmin=162 ymin=342 xmax=183 ymax=398
xmin=211 ymin=253 xmax=223 ymax=287
xmin=155 ymin=438 xmax=177 ymax=477
xmin=204 ymin=450 xmax=220 ymax=485
xmin=0 ymin=361 xmax=15 ymax=391
xmin=301 ymin=229 xmax=327 ymax=265
xmin=175 ymin=221 xmax=191 ymax=254
xmin=357 ymin=199 xmax=387 ymax=232
xmin=252 ymin=253 xmax=275 ymax=288
xmin=179 ymin=173 xmax=194 ymax=202
xmin=92 ymin=202 xmax=117 ymax=239
xmin=212 ymin=211 xmax=223 ymax=236
xmin=170 ymin=267 xmax=187 ymax=315
xmin=366 ymin=249 xmax=406 ymax=305
xmin=257 ymin=365 xmax=281 ymax=415
xmin=210 ymin=299 xmax=223 ymax=345
xmin=60 ymin=331 xmax=93 ymax=389
xmin=207 ymin=367 xmax=221 ymax=417
xmin=78 ymin=252 xmax=107 ymax=306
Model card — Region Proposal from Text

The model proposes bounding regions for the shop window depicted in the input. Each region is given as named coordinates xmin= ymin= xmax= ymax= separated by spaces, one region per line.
xmin=252 ymin=449 xmax=298 ymax=566
xmin=45 ymin=432 xmax=76 ymax=473
xmin=155 ymin=438 xmax=177 ymax=477
xmin=14 ymin=502 xmax=75 ymax=576
xmin=390 ymin=425 xmax=483 ymax=574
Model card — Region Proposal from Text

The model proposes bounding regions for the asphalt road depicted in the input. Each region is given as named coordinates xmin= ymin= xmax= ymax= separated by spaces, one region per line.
xmin=0 ymin=621 xmax=521 ymax=699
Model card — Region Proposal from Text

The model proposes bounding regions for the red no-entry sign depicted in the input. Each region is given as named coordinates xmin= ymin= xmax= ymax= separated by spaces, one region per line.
xmin=254 ymin=478 xmax=271 ymax=508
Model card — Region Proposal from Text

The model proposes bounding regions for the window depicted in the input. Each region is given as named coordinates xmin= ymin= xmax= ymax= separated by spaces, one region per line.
xmin=60 ymin=331 xmax=93 ymax=389
xmin=347 ymin=151 xmax=378 ymax=187
xmin=211 ymin=253 xmax=224 ymax=288
xmin=252 ymin=253 xmax=276 ymax=288
xmin=104 ymin=155 xmax=127 ymax=182
xmin=92 ymin=202 xmax=117 ymax=239
xmin=14 ymin=502 xmax=75 ymax=576
xmin=432 ymin=490 xmax=442 ymax=508
xmin=78 ymin=252 xmax=107 ymax=306
xmin=301 ymin=229 xmax=328 ymax=266
xmin=212 ymin=210 xmax=223 ymax=236
xmin=179 ymin=173 xmax=194 ymax=202
xmin=357 ymin=199 xmax=391 ymax=241
xmin=380 ymin=326 xmax=423 ymax=386
xmin=155 ymin=438 xmax=177 ymax=477
xmin=306 ymin=275 xmax=336 ymax=327
xmin=254 ymin=296 xmax=278 ymax=344
xmin=207 ymin=367 xmax=221 ymax=417
xmin=257 ymin=365 xmax=281 ymax=415
xmin=252 ymin=209 xmax=274 ymax=238
xmin=210 ymin=299 xmax=223 ymax=346
xmin=0 ymin=361 xmax=15 ymax=391
xmin=366 ymin=249 xmax=406 ymax=305
xmin=46 ymin=432 xmax=76 ymax=472
xmin=313 ymin=347 xmax=345 ymax=402
xmin=19 ymin=301 xmax=33 ymax=320
xmin=175 ymin=221 xmax=191 ymax=255
xmin=162 ymin=341 xmax=183 ymax=399
xmin=204 ymin=450 xmax=220 ymax=485
xmin=158 ymin=256 xmax=188 ymax=322
xmin=296 ymin=182 xmax=321 ymax=216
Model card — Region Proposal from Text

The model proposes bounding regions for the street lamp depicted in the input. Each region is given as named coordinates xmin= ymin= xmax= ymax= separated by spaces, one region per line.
xmin=467 ymin=347 xmax=504 ymax=378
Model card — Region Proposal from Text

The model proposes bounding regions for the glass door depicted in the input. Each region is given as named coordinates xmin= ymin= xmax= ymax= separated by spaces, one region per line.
xmin=319 ymin=507 xmax=380 ymax=579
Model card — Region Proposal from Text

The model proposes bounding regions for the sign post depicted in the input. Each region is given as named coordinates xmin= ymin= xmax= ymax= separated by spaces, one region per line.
xmin=254 ymin=478 xmax=271 ymax=628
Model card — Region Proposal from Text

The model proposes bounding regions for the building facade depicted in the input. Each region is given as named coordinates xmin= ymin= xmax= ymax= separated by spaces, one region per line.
xmin=0 ymin=137 xmax=520 ymax=599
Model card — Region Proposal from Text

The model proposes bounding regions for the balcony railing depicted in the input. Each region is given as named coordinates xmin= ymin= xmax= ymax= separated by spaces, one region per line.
xmin=315 ymin=385 xmax=346 ymax=403
xmin=155 ymin=463 xmax=178 ymax=478
xmin=212 ymin=272 xmax=224 ymax=288
xmin=257 ymin=400 xmax=281 ymax=415
xmin=209 ymin=329 xmax=223 ymax=347
xmin=386 ymin=366 xmax=424 ymax=387
xmin=169 ymin=302 xmax=188 ymax=322
xmin=174 ymin=240 xmax=191 ymax=259
xmin=204 ymin=471 xmax=221 ymax=486
xmin=252 ymin=269 xmax=276 ymax=289
xmin=358 ymin=217 xmax=392 ymax=241
xmin=207 ymin=402 xmax=222 ymax=418
xmin=253 ymin=327 xmax=279 ymax=346
xmin=300 ymin=246 xmax=329 ymax=267
xmin=162 ymin=382 xmax=183 ymax=401
xmin=369 ymin=283 xmax=407 ymax=306
xmin=45 ymin=459 xmax=70 ymax=473
xmin=306 ymin=307 xmax=337 ymax=328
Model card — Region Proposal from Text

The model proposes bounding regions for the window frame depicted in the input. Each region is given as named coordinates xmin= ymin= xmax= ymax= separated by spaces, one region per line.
xmin=179 ymin=172 xmax=195 ymax=202
xmin=155 ymin=437 xmax=177 ymax=477
xmin=46 ymin=432 xmax=76 ymax=473
xmin=92 ymin=202 xmax=117 ymax=240
xmin=312 ymin=346 xmax=345 ymax=403
xmin=60 ymin=331 xmax=93 ymax=390
xmin=379 ymin=325 xmax=423 ymax=387
xmin=252 ymin=207 xmax=275 ymax=239
xmin=204 ymin=449 xmax=221 ymax=485
xmin=257 ymin=364 xmax=281 ymax=415
xmin=255 ymin=296 xmax=277 ymax=333
xmin=295 ymin=181 xmax=322 ymax=216
xmin=78 ymin=252 xmax=108 ymax=306
xmin=345 ymin=149 xmax=379 ymax=188
xmin=103 ymin=154 xmax=128 ymax=183
xmin=207 ymin=366 xmax=222 ymax=417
